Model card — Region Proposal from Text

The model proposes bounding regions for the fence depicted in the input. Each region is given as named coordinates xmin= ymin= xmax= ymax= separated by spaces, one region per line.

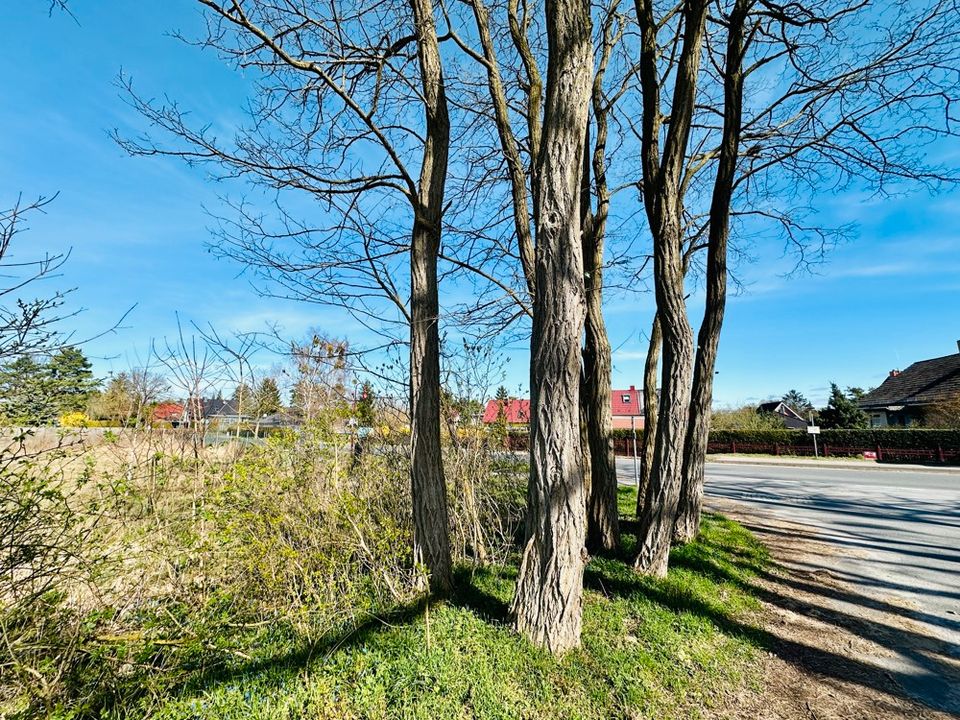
xmin=706 ymin=440 xmax=960 ymax=464
xmin=506 ymin=431 xmax=960 ymax=465
xmin=506 ymin=432 xmax=644 ymax=458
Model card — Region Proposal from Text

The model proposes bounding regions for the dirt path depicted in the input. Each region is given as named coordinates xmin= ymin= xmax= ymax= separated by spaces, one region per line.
xmin=710 ymin=497 xmax=959 ymax=720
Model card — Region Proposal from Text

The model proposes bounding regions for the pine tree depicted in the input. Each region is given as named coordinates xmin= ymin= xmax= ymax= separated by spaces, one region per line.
xmin=255 ymin=378 xmax=282 ymax=417
xmin=232 ymin=383 xmax=255 ymax=413
xmin=781 ymin=389 xmax=813 ymax=415
xmin=93 ymin=373 xmax=135 ymax=424
xmin=0 ymin=356 xmax=58 ymax=425
xmin=491 ymin=385 xmax=510 ymax=440
xmin=494 ymin=385 xmax=509 ymax=415
xmin=818 ymin=383 xmax=869 ymax=429
xmin=356 ymin=380 xmax=376 ymax=427
xmin=46 ymin=347 xmax=99 ymax=414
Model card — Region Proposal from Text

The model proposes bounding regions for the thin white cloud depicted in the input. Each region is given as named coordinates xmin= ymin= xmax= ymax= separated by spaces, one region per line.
xmin=614 ymin=350 xmax=648 ymax=361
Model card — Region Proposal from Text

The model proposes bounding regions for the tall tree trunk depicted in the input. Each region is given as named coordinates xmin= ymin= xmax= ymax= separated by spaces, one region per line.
xmin=581 ymin=38 xmax=620 ymax=554
xmin=674 ymin=0 xmax=749 ymax=544
xmin=633 ymin=234 xmax=694 ymax=577
xmin=636 ymin=312 xmax=661 ymax=516
xmin=632 ymin=0 xmax=709 ymax=578
xmin=510 ymin=0 xmax=592 ymax=654
xmin=672 ymin=312 xmax=717 ymax=544
xmin=582 ymin=219 xmax=619 ymax=554
xmin=409 ymin=0 xmax=452 ymax=594
xmin=579 ymin=364 xmax=593 ymax=510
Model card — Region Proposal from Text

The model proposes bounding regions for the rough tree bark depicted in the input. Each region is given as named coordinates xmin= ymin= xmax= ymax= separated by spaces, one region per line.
xmin=632 ymin=0 xmax=709 ymax=577
xmin=510 ymin=0 xmax=593 ymax=653
xmin=409 ymin=0 xmax=453 ymax=593
xmin=674 ymin=0 xmax=750 ymax=544
xmin=636 ymin=311 xmax=660 ymax=516
xmin=582 ymin=228 xmax=618 ymax=553
xmin=582 ymin=5 xmax=621 ymax=554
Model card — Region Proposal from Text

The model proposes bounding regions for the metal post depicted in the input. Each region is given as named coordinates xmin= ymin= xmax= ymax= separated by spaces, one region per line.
xmin=813 ymin=433 xmax=819 ymax=459
xmin=631 ymin=416 xmax=640 ymax=490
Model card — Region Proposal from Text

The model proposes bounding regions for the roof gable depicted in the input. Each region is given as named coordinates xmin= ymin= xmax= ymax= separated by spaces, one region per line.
xmin=757 ymin=401 xmax=805 ymax=421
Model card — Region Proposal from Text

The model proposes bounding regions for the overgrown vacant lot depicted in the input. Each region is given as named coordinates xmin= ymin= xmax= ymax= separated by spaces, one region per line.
xmin=145 ymin=513 xmax=768 ymax=720
xmin=2 ymin=428 xmax=770 ymax=719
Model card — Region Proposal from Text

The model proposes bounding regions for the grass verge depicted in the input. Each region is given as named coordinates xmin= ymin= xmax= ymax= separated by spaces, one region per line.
xmin=122 ymin=487 xmax=769 ymax=720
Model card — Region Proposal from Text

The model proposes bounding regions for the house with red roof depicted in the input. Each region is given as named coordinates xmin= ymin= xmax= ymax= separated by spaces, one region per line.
xmin=481 ymin=398 xmax=531 ymax=426
xmin=481 ymin=386 xmax=643 ymax=430
xmin=152 ymin=402 xmax=185 ymax=425
xmin=610 ymin=385 xmax=643 ymax=429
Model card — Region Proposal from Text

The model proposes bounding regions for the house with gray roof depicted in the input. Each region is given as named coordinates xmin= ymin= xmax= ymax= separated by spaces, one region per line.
xmin=181 ymin=397 xmax=251 ymax=427
xmin=858 ymin=341 xmax=960 ymax=427
xmin=757 ymin=400 xmax=808 ymax=429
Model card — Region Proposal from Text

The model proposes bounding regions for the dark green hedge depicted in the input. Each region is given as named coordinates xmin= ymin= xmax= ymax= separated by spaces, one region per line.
xmin=707 ymin=428 xmax=960 ymax=450
xmin=511 ymin=427 xmax=960 ymax=453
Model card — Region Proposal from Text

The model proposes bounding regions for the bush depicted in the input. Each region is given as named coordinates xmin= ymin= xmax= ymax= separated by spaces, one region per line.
xmin=445 ymin=430 xmax=526 ymax=564
xmin=710 ymin=406 xmax=787 ymax=431
xmin=205 ymin=424 xmax=421 ymax=628
xmin=59 ymin=411 xmax=92 ymax=428
xmin=0 ymin=433 xmax=102 ymax=716
xmin=0 ymin=418 xmax=531 ymax=717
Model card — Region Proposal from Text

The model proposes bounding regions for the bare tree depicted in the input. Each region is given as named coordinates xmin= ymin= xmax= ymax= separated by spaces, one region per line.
xmin=636 ymin=311 xmax=660 ymax=515
xmin=287 ymin=335 xmax=351 ymax=423
xmin=0 ymin=196 xmax=74 ymax=362
xmin=195 ymin=323 xmax=261 ymax=438
xmin=580 ymin=0 xmax=633 ymax=553
xmin=673 ymin=0 xmax=960 ymax=545
xmin=508 ymin=0 xmax=594 ymax=653
xmin=117 ymin=0 xmax=455 ymax=592
xmin=623 ymin=0 xmax=960 ymax=570
xmin=673 ymin=0 xmax=751 ymax=542
xmin=630 ymin=0 xmax=710 ymax=577
xmin=446 ymin=0 xmax=631 ymax=553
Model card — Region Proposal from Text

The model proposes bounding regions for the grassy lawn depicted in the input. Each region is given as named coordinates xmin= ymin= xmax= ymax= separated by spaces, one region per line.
xmin=128 ymin=487 xmax=769 ymax=720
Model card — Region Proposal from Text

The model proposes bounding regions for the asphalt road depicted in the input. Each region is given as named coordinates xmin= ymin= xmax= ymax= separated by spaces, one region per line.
xmin=617 ymin=459 xmax=960 ymax=715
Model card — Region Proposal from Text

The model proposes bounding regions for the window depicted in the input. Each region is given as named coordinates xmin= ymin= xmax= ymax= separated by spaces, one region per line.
xmin=621 ymin=394 xmax=631 ymax=403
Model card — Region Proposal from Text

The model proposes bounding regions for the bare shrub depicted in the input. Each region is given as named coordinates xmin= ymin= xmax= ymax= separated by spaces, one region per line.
xmin=0 ymin=431 xmax=102 ymax=716
xmin=445 ymin=431 xmax=525 ymax=566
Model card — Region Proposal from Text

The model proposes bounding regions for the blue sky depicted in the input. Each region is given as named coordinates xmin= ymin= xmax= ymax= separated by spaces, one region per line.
xmin=3 ymin=2 xmax=959 ymax=407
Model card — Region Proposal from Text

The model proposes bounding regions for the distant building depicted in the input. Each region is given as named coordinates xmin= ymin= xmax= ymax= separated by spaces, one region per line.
xmin=481 ymin=398 xmax=531 ymax=427
xmin=611 ymin=386 xmax=644 ymax=430
xmin=481 ymin=385 xmax=644 ymax=430
xmin=858 ymin=342 xmax=960 ymax=427
xmin=182 ymin=397 xmax=251 ymax=428
xmin=757 ymin=401 xmax=808 ymax=430
xmin=152 ymin=402 xmax=185 ymax=425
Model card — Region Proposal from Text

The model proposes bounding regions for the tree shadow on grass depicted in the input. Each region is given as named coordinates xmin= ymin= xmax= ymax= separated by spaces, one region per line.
xmin=588 ymin=524 xmax=960 ymax=716
xmin=96 ymin=514 xmax=957 ymax=718
xmin=92 ymin=565 xmax=520 ymax=717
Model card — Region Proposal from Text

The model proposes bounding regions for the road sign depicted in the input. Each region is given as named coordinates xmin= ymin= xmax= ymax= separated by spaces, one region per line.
xmin=807 ymin=425 xmax=821 ymax=434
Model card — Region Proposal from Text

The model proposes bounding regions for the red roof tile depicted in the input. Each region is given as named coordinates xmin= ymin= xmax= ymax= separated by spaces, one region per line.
xmin=482 ymin=398 xmax=531 ymax=424
xmin=611 ymin=386 xmax=641 ymax=416
xmin=481 ymin=387 xmax=642 ymax=424
xmin=153 ymin=402 xmax=184 ymax=422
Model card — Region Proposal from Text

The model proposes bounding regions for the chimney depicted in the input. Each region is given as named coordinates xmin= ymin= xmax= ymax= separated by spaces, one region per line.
xmin=889 ymin=369 xmax=900 ymax=377
xmin=956 ymin=339 xmax=960 ymax=354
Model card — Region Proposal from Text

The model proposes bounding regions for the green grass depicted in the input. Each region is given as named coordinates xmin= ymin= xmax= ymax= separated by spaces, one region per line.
xmin=125 ymin=488 xmax=769 ymax=720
